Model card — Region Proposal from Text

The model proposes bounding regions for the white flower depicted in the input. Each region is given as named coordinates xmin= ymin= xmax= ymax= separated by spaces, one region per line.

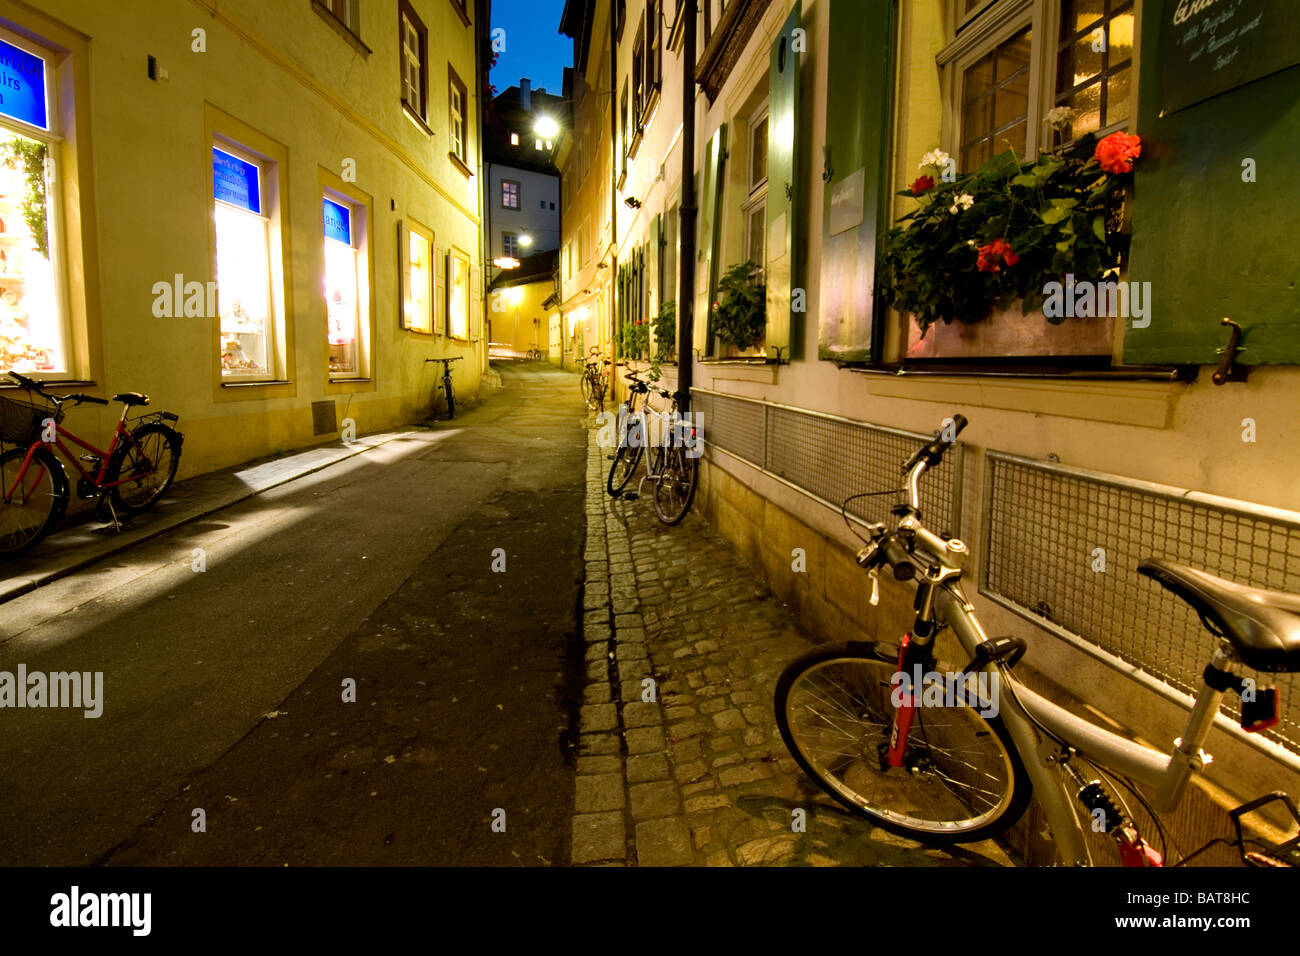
xmin=1045 ymin=106 xmax=1075 ymax=130
xmin=967 ymin=239 xmax=977 ymax=247
xmin=918 ymin=149 xmax=952 ymax=170
xmin=949 ymin=193 xmax=974 ymax=214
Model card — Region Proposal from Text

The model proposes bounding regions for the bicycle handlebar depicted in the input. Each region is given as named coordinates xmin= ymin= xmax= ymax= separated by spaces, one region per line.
xmin=856 ymin=412 xmax=969 ymax=579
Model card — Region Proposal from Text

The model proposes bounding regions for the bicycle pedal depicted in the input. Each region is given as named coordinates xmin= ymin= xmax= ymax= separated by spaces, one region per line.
xmin=621 ymin=493 xmax=639 ymax=502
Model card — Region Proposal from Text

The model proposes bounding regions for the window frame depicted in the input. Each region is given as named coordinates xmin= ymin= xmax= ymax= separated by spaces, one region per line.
xmin=0 ymin=29 xmax=73 ymax=380
xmin=448 ymin=65 xmax=470 ymax=173
xmin=398 ymin=0 xmax=429 ymax=124
xmin=320 ymin=185 xmax=373 ymax=382
xmin=501 ymin=178 xmax=520 ymax=209
xmin=447 ymin=0 xmax=472 ymax=28
xmin=502 ymin=231 xmax=519 ymax=259
xmin=400 ymin=217 xmax=435 ymax=337
xmin=446 ymin=246 xmax=472 ymax=341
xmin=312 ymin=0 xmax=371 ymax=54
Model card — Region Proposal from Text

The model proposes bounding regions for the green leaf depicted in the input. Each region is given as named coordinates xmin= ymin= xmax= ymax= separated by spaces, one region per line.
xmin=1092 ymin=215 xmax=1106 ymax=241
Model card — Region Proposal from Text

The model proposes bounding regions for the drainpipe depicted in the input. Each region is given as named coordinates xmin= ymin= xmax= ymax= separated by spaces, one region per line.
xmin=676 ymin=0 xmax=696 ymax=412
xmin=609 ymin=4 xmax=619 ymax=372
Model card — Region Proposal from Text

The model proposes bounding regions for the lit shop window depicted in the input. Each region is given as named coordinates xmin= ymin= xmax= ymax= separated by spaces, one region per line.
xmin=322 ymin=197 xmax=360 ymax=375
xmin=447 ymin=248 xmax=470 ymax=339
xmin=404 ymin=224 xmax=433 ymax=333
xmin=214 ymin=146 xmax=274 ymax=380
xmin=0 ymin=35 xmax=66 ymax=375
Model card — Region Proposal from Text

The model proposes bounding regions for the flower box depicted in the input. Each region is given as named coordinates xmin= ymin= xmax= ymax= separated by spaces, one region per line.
xmin=906 ymin=302 xmax=1114 ymax=359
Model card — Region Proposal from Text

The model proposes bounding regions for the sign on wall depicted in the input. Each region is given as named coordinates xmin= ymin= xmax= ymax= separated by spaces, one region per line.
xmin=213 ymin=148 xmax=262 ymax=214
xmin=1159 ymin=0 xmax=1300 ymax=115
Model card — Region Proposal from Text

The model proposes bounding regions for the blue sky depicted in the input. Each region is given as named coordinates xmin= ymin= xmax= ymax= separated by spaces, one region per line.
xmin=489 ymin=0 xmax=572 ymax=95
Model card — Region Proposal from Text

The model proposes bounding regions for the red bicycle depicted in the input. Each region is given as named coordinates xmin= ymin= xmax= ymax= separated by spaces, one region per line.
xmin=0 ymin=371 xmax=184 ymax=556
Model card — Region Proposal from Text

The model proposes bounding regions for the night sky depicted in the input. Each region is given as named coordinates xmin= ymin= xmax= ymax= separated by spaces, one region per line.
xmin=488 ymin=0 xmax=573 ymax=95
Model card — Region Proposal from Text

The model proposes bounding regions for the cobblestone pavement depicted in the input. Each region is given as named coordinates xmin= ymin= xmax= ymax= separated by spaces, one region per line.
xmin=571 ymin=429 xmax=1015 ymax=867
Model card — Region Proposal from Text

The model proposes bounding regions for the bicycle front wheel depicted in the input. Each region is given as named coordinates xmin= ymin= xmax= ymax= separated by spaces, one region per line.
xmin=606 ymin=442 xmax=644 ymax=496
xmin=581 ymin=374 xmax=598 ymax=410
xmin=652 ymin=445 xmax=698 ymax=525
xmin=108 ymin=423 xmax=182 ymax=514
xmin=444 ymin=379 xmax=456 ymax=419
xmin=775 ymin=641 xmax=1029 ymax=843
xmin=0 ymin=446 xmax=68 ymax=557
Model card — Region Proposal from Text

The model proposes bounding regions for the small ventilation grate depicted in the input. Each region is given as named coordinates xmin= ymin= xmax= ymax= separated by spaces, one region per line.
xmin=311 ymin=400 xmax=337 ymax=436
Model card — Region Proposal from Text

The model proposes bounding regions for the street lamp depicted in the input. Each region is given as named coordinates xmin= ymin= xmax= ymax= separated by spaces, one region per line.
xmin=519 ymin=234 xmax=533 ymax=248
xmin=533 ymin=115 xmax=560 ymax=140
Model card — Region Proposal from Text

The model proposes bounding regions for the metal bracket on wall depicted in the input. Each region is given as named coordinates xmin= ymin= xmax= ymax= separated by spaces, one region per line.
xmin=1212 ymin=317 xmax=1249 ymax=385
xmin=822 ymin=145 xmax=833 ymax=183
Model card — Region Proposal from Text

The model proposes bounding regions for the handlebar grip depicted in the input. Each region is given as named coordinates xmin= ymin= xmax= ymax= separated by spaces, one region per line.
xmin=881 ymin=534 xmax=916 ymax=581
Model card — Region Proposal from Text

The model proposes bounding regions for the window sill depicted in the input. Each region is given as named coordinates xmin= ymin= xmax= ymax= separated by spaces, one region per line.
xmin=448 ymin=153 xmax=473 ymax=178
xmin=311 ymin=1 xmax=372 ymax=55
xmin=1 ymin=379 xmax=97 ymax=391
xmin=403 ymin=103 xmax=433 ymax=137
xmin=328 ymin=377 xmax=372 ymax=384
xmin=639 ymin=90 xmax=660 ymax=132
xmin=222 ymin=379 xmax=293 ymax=388
xmin=846 ymin=362 xmax=1194 ymax=383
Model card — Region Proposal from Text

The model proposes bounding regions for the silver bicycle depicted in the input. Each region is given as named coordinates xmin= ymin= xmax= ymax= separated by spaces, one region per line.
xmin=776 ymin=413 xmax=1300 ymax=867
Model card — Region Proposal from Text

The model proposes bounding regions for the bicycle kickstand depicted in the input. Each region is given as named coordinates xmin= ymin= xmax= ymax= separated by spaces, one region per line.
xmin=96 ymin=491 xmax=123 ymax=534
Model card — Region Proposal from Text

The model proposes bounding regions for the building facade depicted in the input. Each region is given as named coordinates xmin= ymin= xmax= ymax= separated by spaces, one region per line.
xmin=560 ymin=0 xmax=1300 ymax=843
xmin=0 ymin=0 xmax=491 ymax=479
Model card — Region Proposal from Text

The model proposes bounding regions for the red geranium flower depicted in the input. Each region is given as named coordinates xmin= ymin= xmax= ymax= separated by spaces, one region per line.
xmin=910 ymin=175 xmax=935 ymax=196
xmin=1095 ymin=131 xmax=1142 ymax=174
xmin=976 ymin=238 xmax=1020 ymax=273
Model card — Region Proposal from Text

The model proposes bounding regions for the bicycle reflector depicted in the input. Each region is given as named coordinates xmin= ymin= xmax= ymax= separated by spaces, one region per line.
xmin=1241 ymin=686 xmax=1281 ymax=733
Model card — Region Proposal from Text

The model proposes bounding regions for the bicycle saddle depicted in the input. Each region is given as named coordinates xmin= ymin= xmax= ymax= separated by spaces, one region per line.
xmin=1139 ymin=558 xmax=1300 ymax=673
xmin=113 ymin=392 xmax=149 ymax=406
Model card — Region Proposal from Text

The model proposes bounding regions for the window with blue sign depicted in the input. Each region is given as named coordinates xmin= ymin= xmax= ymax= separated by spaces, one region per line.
xmin=322 ymin=195 xmax=361 ymax=376
xmin=0 ymin=33 xmax=66 ymax=374
xmin=213 ymin=145 xmax=273 ymax=379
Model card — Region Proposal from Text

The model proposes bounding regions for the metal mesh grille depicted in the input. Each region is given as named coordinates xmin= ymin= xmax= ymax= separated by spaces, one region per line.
xmin=983 ymin=452 xmax=1300 ymax=755
xmin=691 ymin=390 xmax=961 ymax=536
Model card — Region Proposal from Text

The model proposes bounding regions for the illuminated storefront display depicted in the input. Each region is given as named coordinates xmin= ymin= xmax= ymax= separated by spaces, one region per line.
xmin=214 ymin=146 xmax=272 ymax=379
xmin=405 ymin=228 xmax=432 ymax=333
xmin=323 ymin=196 xmax=359 ymax=375
xmin=0 ymin=35 xmax=64 ymax=374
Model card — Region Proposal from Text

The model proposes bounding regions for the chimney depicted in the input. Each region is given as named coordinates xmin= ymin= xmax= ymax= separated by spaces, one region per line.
xmin=519 ymin=78 xmax=531 ymax=112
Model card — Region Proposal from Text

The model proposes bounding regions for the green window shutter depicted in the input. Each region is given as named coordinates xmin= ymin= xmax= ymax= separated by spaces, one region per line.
xmin=648 ymin=214 xmax=661 ymax=316
xmin=1124 ymin=0 xmax=1300 ymax=365
xmin=695 ymin=123 xmax=728 ymax=357
xmin=818 ymin=0 xmax=895 ymax=363
xmin=765 ymin=2 xmax=801 ymax=362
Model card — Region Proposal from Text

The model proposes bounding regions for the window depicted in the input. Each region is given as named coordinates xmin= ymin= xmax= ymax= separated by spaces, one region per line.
xmin=0 ymin=33 xmax=66 ymax=374
xmin=448 ymin=66 xmax=468 ymax=167
xmin=744 ymin=105 xmax=769 ymax=276
xmin=510 ymin=131 xmax=519 ymax=145
xmin=214 ymin=145 xmax=279 ymax=380
xmin=1052 ymin=0 xmax=1134 ymax=143
xmin=633 ymin=15 xmax=645 ymax=122
xmin=322 ymin=196 xmax=364 ymax=375
xmin=320 ymin=0 xmax=360 ymax=33
xmin=502 ymin=232 xmax=519 ymax=258
xmin=502 ymin=179 xmax=520 ymax=208
xmin=946 ymin=1 xmax=1137 ymax=172
xmin=402 ymin=221 xmax=433 ymax=334
xmin=646 ymin=1 xmax=663 ymax=109
xmin=399 ymin=1 xmax=428 ymax=120
xmin=619 ymin=83 xmax=629 ymax=179
xmin=447 ymin=248 xmax=470 ymax=339
xmin=447 ymin=0 xmax=472 ymax=28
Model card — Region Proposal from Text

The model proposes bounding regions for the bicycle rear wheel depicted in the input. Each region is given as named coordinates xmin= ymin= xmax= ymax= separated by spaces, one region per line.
xmin=652 ymin=444 xmax=698 ymax=525
xmin=107 ymin=423 xmax=182 ymax=514
xmin=775 ymin=641 xmax=1029 ymax=843
xmin=0 ymin=446 xmax=68 ymax=557
xmin=581 ymin=374 xmax=598 ymax=410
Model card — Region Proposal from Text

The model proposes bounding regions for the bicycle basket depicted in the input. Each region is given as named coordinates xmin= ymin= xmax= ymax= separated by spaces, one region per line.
xmin=0 ymin=394 xmax=61 ymax=445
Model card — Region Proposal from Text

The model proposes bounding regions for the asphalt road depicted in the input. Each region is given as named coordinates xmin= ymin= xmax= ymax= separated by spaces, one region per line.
xmin=0 ymin=362 xmax=588 ymax=866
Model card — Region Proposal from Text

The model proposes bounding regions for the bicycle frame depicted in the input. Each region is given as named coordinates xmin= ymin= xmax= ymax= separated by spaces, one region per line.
xmin=919 ymin=568 xmax=1227 ymax=866
xmin=5 ymin=407 xmax=155 ymax=498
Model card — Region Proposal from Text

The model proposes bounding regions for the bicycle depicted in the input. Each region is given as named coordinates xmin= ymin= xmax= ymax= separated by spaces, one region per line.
xmin=424 ymin=356 xmax=463 ymax=420
xmin=580 ymin=347 xmax=610 ymax=413
xmin=0 ymin=371 xmax=183 ymax=557
xmin=775 ymin=413 xmax=1300 ymax=867
xmin=605 ymin=370 xmax=652 ymax=498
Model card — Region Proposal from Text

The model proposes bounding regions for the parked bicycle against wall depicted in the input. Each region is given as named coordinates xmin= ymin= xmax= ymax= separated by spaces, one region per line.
xmin=0 ymin=371 xmax=183 ymax=557
xmin=607 ymin=373 xmax=700 ymax=526
xmin=424 ymin=356 xmax=463 ymax=420
xmin=580 ymin=347 xmax=610 ymax=412
xmin=775 ymin=413 xmax=1300 ymax=867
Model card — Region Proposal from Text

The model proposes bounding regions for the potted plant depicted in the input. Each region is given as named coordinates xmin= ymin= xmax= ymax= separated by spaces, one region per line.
xmin=711 ymin=260 xmax=765 ymax=355
xmin=620 ymin=314 xmax=649 ymax=361
xmin=877 ymin=127 xmax=1141 ymax=358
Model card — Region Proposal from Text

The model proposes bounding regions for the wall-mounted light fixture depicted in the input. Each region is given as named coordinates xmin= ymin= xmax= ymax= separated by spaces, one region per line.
xmin=623 ymin=196 xmax=642 ymax=209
